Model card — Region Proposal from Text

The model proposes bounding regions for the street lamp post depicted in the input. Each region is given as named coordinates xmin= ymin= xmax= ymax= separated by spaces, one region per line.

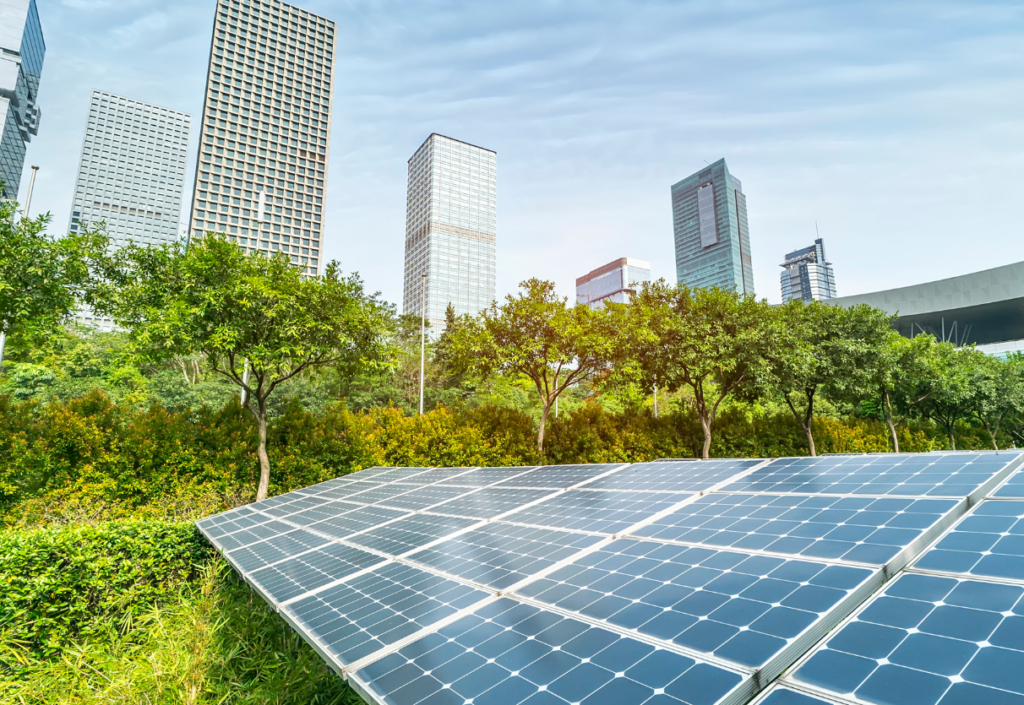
xmin=23 ymin=166 xmax=39 ymax=217
xmin=419 ymin=273 xmax=427 ymax=416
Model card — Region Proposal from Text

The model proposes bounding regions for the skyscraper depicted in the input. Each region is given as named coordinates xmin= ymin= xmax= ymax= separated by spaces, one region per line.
xmin=68 ymin=91 xmax=191 ymax=248
xmin=187 ymin=0 xmax=335 ymax=276
xmin=670 ymin=159 xmax=753 ymax=294
xmin=403 ymin=134 xmax=497 ymax=332
xmin=0 ymin=0 xmax=44 ymax=200
xmin=576 ymin=257 xmax=650 ymax=309
xmin=780 ymin=237 xmax=837 ymax=303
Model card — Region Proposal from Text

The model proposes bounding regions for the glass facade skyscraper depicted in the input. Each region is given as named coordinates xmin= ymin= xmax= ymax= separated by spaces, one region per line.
xmin=0 ymin=0 xmax=44 ymax=200
xmin=403 ymin=134 xmax=497 ymax=332
xmin=576 ymin=257 xmax=651 ymax=309
xmin=187 ymin=0 xmax=335 ymax=276
xmin=671 ymin=159 xmax=753 ymax=294
xmin=780 ymin=237 xmax=837 ymax=303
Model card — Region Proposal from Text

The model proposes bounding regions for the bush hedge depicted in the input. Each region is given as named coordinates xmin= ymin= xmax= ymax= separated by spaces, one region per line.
xmin=0 ymin=520 xmax=212 ymax=663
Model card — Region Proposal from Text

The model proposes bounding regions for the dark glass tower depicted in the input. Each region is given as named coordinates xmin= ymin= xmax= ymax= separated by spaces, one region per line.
xmin=671 ymin=159 xmax=753 ymax=294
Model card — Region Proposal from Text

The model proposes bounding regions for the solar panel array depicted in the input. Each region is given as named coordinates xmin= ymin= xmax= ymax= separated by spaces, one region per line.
xmin=196 ymin=452 xmax=1024 ymax=705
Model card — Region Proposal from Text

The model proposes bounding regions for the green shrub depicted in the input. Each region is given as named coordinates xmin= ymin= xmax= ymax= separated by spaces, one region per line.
xmin=0 ymin=521 xmax=213 ymax=662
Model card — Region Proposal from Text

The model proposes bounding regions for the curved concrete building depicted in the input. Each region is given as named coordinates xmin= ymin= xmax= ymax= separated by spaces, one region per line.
xmin=830 ymin=261 xmax=1024 ymax=356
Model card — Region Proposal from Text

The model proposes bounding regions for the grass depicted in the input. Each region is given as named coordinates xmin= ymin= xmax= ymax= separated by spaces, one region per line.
xmin=0 ymin=560 xmax=364 ymax=705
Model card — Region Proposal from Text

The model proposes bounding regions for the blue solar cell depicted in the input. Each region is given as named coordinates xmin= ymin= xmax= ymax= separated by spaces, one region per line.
xmin=284 ymin=500 xmax=363 ymax=526
xmin=305 ymin=505 xmax=409 ymax=540
xmin=408 ymin=523 xmax=604 ymax=590
xmin=915 ymin=500 xmax=1024 ymax=581
xmin=347 ymin=514 xmax=481 ymax=557
xmin=634 ymin=493 xmax=957 ymax=566
xmin=248 ymin=542 xmax=387 ymax=604
xmin=352 ymin=597 xmax=746 ymax=705
xmin=792 ymin=573 xmax=1024 ymax=705
xmin=501 ymin=489 xmax=692 ymax=534
xmin=494 ymin=464 xmax=625 ymax=489
xmin=369 ymin=468 xmax=435 ymax=483
xmin=723 ymin=453 xmax=1020 ymax=498
xmin=517 ymin=538 xmax=872 ymax=669
xmin=387 ymin=468 xmax=481 ymax=485
xmin=375 ymin=484 xmax=478 ymax=511
xmin=197 ymin=506 xmax=272 ymax=537
xmin=440 ymin=467 xmax=539 ymax=487
xmin=580 ymin=459 xmax=763 ymax=492
xmin=995 ymin=466 xmax=1024 ymax=498
xmin=225 ymin=528 xmax=331 ymax=571
xmin=258 ymin=493 xmax=337 ymax=518
xmin=207 ymin=519 xmax=296 ymax=551
xmin=284 ymin=562 xmax=489 ymax=667
xmin=427 ymin=487 xmax=555 ymax=519
xmin=758 ymin=686 xmax=841 ymax=705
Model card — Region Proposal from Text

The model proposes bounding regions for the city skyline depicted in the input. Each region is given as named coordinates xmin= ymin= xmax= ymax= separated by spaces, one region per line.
xmin=0 ymin=0 xmax=44 ymax=200
xmin=780 ymin=238 xmax=837 ymax=304
xmin=10 ymin=0 xmax=1024 ymax=307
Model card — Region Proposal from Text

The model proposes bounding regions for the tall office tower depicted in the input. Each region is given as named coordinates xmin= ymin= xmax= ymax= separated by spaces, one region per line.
xmin=670 ymin=158 xmax=753 ymax=294
xmin=780 ymin=237 xmax=837 ymax=303
xmin=0 ymin=0 xmax=44 ymax=200
xmin=70 ymin=92 xmax=191 ymax=330
xmin=187 ymin=0 xmax=336 ymax=276
xmin=68 ymin=91 xmax=191 ymax=247
xmin=403 ymin=134 xmax=497 ymax=332
xmin=576 ymin=257 xmax=651 ymax=309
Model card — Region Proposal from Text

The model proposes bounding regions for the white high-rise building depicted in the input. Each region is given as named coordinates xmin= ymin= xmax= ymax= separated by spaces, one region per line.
xmin=403 ymin=134 xmax=497 ymax=332
xmin=68 ymin=91 xmax=191 ymax=247
xmin=69 ymin=91 xmax=191 ymax=330
xmin=187 ymin=0 xmax=336 ymax=277
xmin=780 ymin=237 xmax=837 ymax=303
xmin=0 ymin=0 xmax=44 ymax=200
xmin=576 ymin=257 xmax=651 ymax=309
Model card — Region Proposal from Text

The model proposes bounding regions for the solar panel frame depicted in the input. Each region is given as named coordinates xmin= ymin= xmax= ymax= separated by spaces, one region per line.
xmin=784 ymin=571 xmax=1024 ymax=705
xmin=630 ymin=492 xmax=965 ymax=574
xmin=722 ymin=452 xmax=1024 ymax=500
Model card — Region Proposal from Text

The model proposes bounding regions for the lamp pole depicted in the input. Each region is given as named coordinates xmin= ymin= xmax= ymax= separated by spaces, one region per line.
xmin=23 ymin=166 xmax=39 ymax=217
xmin=419 ymin=273 xmax=427 ymax=415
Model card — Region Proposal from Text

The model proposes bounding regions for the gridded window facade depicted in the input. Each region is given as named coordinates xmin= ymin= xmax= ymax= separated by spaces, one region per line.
xmin=70 ymin=91 xmax=191 ymax=331
xmin=0 ymin=0 xmax=44 ymax=200
xmin=187 ymin=0 xmax=335 ymax=277
xmin=671 ymin=158 xmax=754 ymax=294
xmin=403 ymin=134 xmax=497 ymax=332
xmin=576 ymin=257 xmax=651 ymax=309
xmin=780 ymin=237 xmax=837 ymax=303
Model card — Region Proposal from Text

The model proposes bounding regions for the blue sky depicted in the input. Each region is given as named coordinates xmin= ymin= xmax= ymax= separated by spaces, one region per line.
xmin=18 ymin=0 xmax=1024 ymax=307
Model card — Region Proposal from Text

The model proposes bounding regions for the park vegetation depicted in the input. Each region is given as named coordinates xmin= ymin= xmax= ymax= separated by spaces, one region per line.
xmin=3 ymin=201 xmax=1024 ymax=703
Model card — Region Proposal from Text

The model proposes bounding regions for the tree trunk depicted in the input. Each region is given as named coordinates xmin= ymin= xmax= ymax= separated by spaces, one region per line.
xmin=256 ymin=407 xmax=271 ymax=501
xmin=785 ymin=393 xmax=817 ymax=457
xmin=700 ymin=413 xmax=712 ymax=459
xmin=537 ymin=398 xmax=551 ymax=457
xmin=803 ymin=424 xmax=817 ymax=458
xmin=947 ymin=428 xmax=957 ymax=451
xmin=984 ymin=419 xmax=999 ymax=451
xmin=883 ymin=390 xmax=900 ymax=453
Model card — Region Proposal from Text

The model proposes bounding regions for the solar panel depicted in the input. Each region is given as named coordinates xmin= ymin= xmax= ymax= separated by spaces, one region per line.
xmin=790 ymin=572 xmax=1024 ymax=705
xmin=580 ymin=459 xmax=765 ymax=492
xmin=516 ymin=539 xmax=876 ymax=673
xmin=282 ymin=562 xmax=489 ymax=668
xmin=492 ymin=463 xmax=626 ymax=488
xmin=994 ymin=464 xmax=1024 ymax=498
xmin=199 ymin=453 xmax=1024 ymax=705
xmin=723 ymin=452 xmax=1023 ymax=498
xmin=633 ymin=493 xmax=959 ymax=567
xmin=407 ymin=523 xmax=605 ymax=591
xmin=348 ymin=514 xmax=482 ymax=557
xmin=501 ymin=489 xmax=692 ymax=535
xmin=426 ymin=487 xmax=555 ymax=519
xmin=350 ymin=597 xmax=749 ymax=705
xmin=913 ymin=499 xmax=1024 ymax=581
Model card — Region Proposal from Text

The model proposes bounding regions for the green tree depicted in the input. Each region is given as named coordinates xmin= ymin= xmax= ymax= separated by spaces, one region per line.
xmin=864 ymin=332 xmax=937 ymax=452
xmin=0 ymin=203 xmax=107 ymax=369
xmin=917 ymin=342 xmax=983 ymax=450
xmin=99 ymin=235 xmax=395 ymax=500
xmin=970 ymin=353 xmax=1024 ymax=450
xmin=446 ymin=279 xmax=618 ymax=454
xmin=625 ymin=281 xmax=780 ymax=459
xmin=771 ymin=302 xmax=892 ymax=456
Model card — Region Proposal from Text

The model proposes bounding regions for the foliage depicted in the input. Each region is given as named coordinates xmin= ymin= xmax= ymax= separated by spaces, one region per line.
xmin=0 ymin=541 xmax=358 ymax=705
xmin=0 ymin=520 xmax=211 ymax=661
xmin=98 ymin=235 xmax=395 ymax=500
xmin=917 ymin=342 xmax=985 ymax=450
xmin=0 ymin=203 xmax=107 ymax=360
xmin=625 ymin=281 xmax=781 ymax=458
xmin=769 ymin=301 xmax=892 ymax=456
xmin=446 ymin=279 xmax=619 ymax=453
